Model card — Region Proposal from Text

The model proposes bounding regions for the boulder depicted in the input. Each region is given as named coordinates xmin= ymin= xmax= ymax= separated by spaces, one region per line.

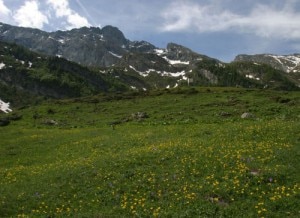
xmin=241 ymin=112 xmax=255 ymax=119
xmin=43 ymin=119 xmax=58 ymax=125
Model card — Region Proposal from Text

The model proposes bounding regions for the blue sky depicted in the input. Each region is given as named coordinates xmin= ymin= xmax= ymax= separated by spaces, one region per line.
xmin=1 ymin=0 xmax=300 ymax=62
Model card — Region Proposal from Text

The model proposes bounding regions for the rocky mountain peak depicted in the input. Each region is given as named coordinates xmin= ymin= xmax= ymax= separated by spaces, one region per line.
xmin=101 ymin=25 xmax=128 ymax=45
xmin=165 ymin=42 xmax=210 ymax=64
xmin=129 ymin=41 xmax=156 ymax=53
xmin=167 ymin=43 xmax=193 ymax=54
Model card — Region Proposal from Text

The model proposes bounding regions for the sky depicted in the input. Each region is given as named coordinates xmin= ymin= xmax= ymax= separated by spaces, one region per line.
xmin=1 ymin=0 xmax=300 ymax=62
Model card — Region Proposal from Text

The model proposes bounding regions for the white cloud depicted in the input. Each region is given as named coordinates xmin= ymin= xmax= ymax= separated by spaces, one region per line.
xmin=0 ymin=0 xmax=10 ymax=15
xmin=161 ymin=2 xmax=238 ymax=32
xmin=0 ymin=0 xmax=12 ymax=23
xmin=160 ymin=1 xmax=300 ymax=40
xmin=47 ymin=0 xmax=91 ymax=29
xmin=238 ymin=4 xmax=300 ymax=39
xmin=13 ymin=0 xmax=48 ymax=29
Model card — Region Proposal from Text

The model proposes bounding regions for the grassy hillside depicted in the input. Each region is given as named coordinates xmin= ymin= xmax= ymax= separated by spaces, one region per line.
xmin=0 ymin=87 xmax=299 ymax=217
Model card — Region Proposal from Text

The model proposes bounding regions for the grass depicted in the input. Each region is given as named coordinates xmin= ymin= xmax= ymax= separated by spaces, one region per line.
xmin=0 ymin=87 xmax=299 ymax=217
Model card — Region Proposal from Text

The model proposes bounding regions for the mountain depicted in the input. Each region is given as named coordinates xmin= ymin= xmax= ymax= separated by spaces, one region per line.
xmin=0 ymin=22 xmax=213 ymax=69
xmin=234 ymin=54 xmax=300 ymax=86
xmin=0 ymin=41 xmax=130 ymax=104
xmin=0 ymin=22 xmax=131 ymax=67
xmin=0 ymin=22 xmax=299 ymax=102
xmin=234 ymin=54 xmax=300 ymax=73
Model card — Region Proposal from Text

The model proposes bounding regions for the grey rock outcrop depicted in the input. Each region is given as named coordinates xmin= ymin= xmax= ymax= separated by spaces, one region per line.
xmin=241 ymin=112 xmax=256 ymax=119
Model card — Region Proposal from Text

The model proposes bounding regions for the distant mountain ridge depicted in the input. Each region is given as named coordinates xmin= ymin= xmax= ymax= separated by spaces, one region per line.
xmin=234 ymin=54 xmax=300 ymax=87
xmin=0 ymin=22 xmax=299 ymax=104
xmin=234 ymin=54 xmax=300 ymax=73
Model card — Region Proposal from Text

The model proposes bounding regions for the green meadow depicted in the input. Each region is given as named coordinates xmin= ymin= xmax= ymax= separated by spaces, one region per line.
xmin=0 ymin=87 xmax=299 ymax=217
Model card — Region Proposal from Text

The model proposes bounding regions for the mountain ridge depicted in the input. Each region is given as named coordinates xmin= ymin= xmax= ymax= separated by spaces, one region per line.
xmin=234 ymin=53 xmax=300 ymax=73
xmin=0 ymin=22 xmax=299 ymax=105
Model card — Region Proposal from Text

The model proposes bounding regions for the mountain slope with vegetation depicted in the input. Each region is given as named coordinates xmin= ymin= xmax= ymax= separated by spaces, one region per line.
xmin=0 ymin=41 xmax=129 ymax=104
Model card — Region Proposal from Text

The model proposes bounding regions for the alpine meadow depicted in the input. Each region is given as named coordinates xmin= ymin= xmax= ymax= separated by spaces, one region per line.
xmin=0 ymin=87 xmax=299 ymax=217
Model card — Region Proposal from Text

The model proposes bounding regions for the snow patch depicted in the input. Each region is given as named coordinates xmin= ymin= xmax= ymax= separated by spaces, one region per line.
xmin=286 ymin=55 xmax=300 ymax=65
xmin=163 ymin=56 xmax=189 ymax=65
xmin=109 ymin=51 xmax=122 ymax=58
xmin=246 ymin=74 xmax=254 ymax=79
xmin=218 ymin=63 xmax=225 ymax=68
xmin=97 ymin=34 xmax=105 ymax=42
xmin=163 ymin=71 xmax=186 ymax=77
xmin=129 ymin=65 xmax=186 ymax=78
xmin=246 ymin=74 xmax=260 ymax=80
xmin=145 ymin=69 xmax=156 ymax=74
xmin=268 ymin=55 xmax=283 ymax=65
xmin=0 ymin=99 xmax=12 ymax=113
xmin=268 ymin=54 xmax=300 ymax=73
xmin=58 ymin=39 xmax=65 ymax=44
xmin=154 ymin=49 xmax=165 ymax=55
xmin=28 ymin=61 xmax=32 ymax=68
xmin=0 ymin=62 xmax=6 ymax=69
xmin=129 ymin=65 xmax=149 ymax=77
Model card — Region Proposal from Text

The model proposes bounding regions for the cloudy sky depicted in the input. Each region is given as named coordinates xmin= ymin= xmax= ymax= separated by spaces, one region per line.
xmin=1 ymin=0 xmax=300 ymax=62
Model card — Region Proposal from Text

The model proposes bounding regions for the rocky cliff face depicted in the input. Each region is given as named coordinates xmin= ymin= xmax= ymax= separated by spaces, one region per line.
xmin=0 ymin=23 xmax=132 ymax=67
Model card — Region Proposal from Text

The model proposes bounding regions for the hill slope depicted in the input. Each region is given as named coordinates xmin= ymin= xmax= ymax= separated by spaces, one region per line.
xmin=0 ymin=87 xmax=299 ymax=217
